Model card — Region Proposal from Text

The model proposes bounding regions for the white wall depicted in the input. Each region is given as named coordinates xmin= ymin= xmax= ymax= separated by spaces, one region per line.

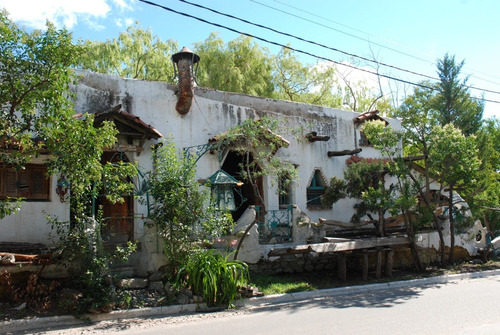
xmin=1 ymin=155 xmax=70 ymax=245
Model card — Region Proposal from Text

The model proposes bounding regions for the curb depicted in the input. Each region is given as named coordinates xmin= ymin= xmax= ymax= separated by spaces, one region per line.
xmin=2 ymin=269 xmax=500 ymax=333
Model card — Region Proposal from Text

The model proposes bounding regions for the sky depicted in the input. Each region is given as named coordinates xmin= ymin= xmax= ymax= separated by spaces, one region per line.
xmin=1 ymin=0 xmax=499 ymax=119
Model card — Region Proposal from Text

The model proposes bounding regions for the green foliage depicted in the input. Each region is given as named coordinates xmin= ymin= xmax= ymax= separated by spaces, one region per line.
xmin=214 ymin=117 xmax=298 ymax=211
xmin=0 ymin=10 xmax=82 ymax=215
xmin=428 ymin=124 xmax=480 ymax=190
xmin=75 ymin=22 xmax=178 ymax=81
xmin=176 ymin=249 xmax=249 ymax=308
xmin=433 ymin=54 xmax=484 ymax=136
xmin=273 ymin=47 xmax=342 ymax=107
xmin=49 ymin=215 xmax=137 ymax=314
xmin=149 ymin=137 xmax=234 ymax=275
xmin=0 ymin=197 xmax=22 ymax=219
xmin=322 ymin=177 xmax=346 ymax=208
xmin=194 ymin=33 xmax=274 ymax=97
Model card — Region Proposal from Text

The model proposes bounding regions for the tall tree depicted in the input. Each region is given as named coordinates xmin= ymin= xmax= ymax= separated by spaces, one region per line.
xmin=0 ymin=10 xmax=79 ymax=217
xmin=75 ymin=22 xmax=178 ymax=82
xmin=194 ymin=33 xmax=274 ymax=97
xmin=428 ymin=124 xmax=480 ymax=263
xmin=272 ymin=47 xmax=342 ymax=107
xmin=432 ymin=53 xmax=484 ymax=136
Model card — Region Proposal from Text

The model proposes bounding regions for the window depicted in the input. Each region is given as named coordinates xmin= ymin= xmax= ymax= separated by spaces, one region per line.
xmin=0 ymin=165 xmax=50 ymax=200
xmin=359 ymin=131 xmax=371 ymax=146
xmin=307 ymin=169 xmax=326 ymax=208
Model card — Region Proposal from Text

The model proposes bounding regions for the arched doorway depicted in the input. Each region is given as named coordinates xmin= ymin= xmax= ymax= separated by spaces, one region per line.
xmin=221 ymin=151 xmax=263 ymax=222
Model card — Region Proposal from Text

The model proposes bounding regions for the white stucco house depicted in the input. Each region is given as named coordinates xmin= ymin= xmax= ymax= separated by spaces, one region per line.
xmin=0 ymin=49 xmax=487 ymax=276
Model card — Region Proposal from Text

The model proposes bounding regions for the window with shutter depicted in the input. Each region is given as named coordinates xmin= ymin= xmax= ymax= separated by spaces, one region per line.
xmin=0 ymin=165 xmax=50 ymax=200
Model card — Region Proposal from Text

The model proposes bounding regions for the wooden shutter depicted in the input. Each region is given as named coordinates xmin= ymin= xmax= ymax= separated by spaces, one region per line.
xmin=31 ymin=167 xmax=49 ymax=199
xmin=5 ymin=169 xmax=17 ymax=197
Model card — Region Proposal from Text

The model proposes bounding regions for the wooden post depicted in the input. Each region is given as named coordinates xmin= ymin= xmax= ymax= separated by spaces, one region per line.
xmin=385 ymin=249 xmax=394 ymax=278
xmin=376 ymin=249 xmax=382 ymax=279
xmin=362 ymin=251 xmax=369 ymax=281
xmin=337 ymin=253 xmax=347 ymax=281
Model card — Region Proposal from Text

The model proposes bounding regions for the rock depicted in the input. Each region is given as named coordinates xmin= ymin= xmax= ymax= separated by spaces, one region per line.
xmin=116 ymin=278 xmax=148 ymax=289
xmin=87 ymin=306 xmax=101 ymax=314
xmin=176 ymin=293 xmax=190 ymax=305
xmin=164 ymin=282 xmax=176 ymax=297
xmin=14 ymin=302 xmax=26 ymax=310
xmin=101 ymin=304 xmax=114 ymax=313
xmin=149 ymin=281 xmax=165 ymax=292
xmin=149 ymin=271 xmax=164 ymax=282
xmin=192 ymin=295 xmax=203 ymax=303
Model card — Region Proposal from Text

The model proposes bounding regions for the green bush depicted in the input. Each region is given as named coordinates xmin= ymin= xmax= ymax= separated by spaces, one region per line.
xmin=176 ymin=250 xmax=249 ymax=308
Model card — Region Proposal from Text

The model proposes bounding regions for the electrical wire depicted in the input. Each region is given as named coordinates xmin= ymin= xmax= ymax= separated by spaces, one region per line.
xmin=257 ymin=0 xmax=500 ymax=89
xmin=138 ymin=0 xmax=500 ymax=104
xmin=179 ymin=0 xmax=439 ymax=82
xmin=179 ymin=0 xmax=500 ymax=97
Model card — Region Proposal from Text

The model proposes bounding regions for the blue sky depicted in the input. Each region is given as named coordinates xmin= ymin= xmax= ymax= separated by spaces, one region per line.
xmin=1 ymin=0 xmax=499 ymax=119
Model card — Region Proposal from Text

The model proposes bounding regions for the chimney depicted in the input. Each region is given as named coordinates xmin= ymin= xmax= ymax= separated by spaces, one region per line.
xmin=172 ymin=47 xmax=200 ymax=115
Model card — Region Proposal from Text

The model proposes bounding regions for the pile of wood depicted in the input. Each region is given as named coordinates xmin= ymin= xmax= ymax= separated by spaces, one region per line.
xmin=0 ymin=252 xmax=52 ymax=266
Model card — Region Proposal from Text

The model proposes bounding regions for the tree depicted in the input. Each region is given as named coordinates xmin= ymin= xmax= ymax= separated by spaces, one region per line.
xmin=0 ymin=10 xmax=80 ymax=217
xmin=432 ymin=53 xmax=484 ymax=136
xmin=148 ymin=137 xmax=234 ymax=276
xmin=194 ymin=33 xmax=275 ymax=97
xmin=213 ymin=117 xmax=298 ymax=259
xmin=75 ymin=22 xmax=178 ymax=82
xmin=272 ymin=47 xmax=342 ymax=107
xmin=428 ymin=124 xmax=480 ymax=263
xmin=361 ymin=120 xmax=424 ymax=271
xmin=464 ymin=118 xmax=500 ymax=234
xmin=0 ymin=11 xmax=138 ymax=312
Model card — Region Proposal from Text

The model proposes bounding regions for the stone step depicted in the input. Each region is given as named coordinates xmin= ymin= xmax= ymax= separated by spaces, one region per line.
xmin=110 ymin=266 xmax=135 ymax=279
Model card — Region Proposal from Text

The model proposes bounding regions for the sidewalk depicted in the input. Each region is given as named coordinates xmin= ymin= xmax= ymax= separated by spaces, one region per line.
xmin=3 ymin=269 xmax=500 ymax=334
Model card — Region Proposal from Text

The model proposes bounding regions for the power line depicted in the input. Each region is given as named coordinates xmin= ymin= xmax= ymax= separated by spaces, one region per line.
xmin=179 ymin=0 xmax=439 ymax=82
xmin=256 ymin=0 xmax=500 ymax=90
xmin=251 ymin=0 xmax=434 ymax=66
xmin=138 ymin=0 xmax=500 ymax=104
xmin=179 ymin=0 xmax=500 ymax=97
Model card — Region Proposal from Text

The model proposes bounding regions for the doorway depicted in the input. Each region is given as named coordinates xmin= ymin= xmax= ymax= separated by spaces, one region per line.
xmin=97 ymin=151 xmax=134 ymax=246
xmin=221 ymin=151 xmax=263 ymax=222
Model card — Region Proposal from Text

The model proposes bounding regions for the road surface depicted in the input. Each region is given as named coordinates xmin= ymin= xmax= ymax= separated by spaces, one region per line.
xmin=9 ymin=274 xmax=500 ymax=335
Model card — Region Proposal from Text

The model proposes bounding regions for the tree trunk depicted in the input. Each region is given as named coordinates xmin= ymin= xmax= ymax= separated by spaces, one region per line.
xmin=404 ymin=209 xmax=424 ymax=272
xmin=234 ymin=152 xmax=267 ymax=260
xmin=377 ymin=209 xmax=385 ymax=237
xmin=408 ymin=171 xmax=446 ymax=266
xmin=448 ymin=187 xmax=455 ymax=264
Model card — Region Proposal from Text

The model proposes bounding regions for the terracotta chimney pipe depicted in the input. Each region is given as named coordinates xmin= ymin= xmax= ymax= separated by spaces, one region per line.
xmin=172 ymin=47 xmax=200 ymax=115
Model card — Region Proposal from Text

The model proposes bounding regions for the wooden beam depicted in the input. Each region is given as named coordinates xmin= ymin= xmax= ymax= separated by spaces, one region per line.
xmin=319 ymin=218 xmax=375 ymax=229
xmin=315 ymin=236 xmax=409 ymax=253
xmin=327 ymin=148 xmax=362 ymax=157
xmin=268 ymin=245 xmax=312 ymax=257
xmin=376 ymin=249 xmax=382 ymax=279
xmin=385 ymin=249 xmax=394 ymax=278
xmin=305 ymin=132 xmax=331 ymax=142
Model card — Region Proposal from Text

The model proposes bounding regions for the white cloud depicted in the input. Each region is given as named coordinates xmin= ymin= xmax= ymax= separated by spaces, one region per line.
xmin=124 ymin=18 xmax=134 ymax=26
xmin=0 ymin=0 xmax=136 ymax=29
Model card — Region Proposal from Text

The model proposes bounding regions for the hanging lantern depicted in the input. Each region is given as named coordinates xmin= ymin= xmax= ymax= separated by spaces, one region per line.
xmin=205 ymin=170 xmax=243 ymax=211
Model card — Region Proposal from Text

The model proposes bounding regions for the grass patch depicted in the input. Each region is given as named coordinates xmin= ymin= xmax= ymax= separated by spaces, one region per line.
xmin=248 ymin=260 xmax=500 ymax=296
xmin=249 ymin=271 xmax=342 ymax=295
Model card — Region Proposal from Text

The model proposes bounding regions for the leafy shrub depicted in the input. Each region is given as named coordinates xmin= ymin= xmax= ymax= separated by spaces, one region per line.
xmin=176 ymin=250 xmax=249 ymax=308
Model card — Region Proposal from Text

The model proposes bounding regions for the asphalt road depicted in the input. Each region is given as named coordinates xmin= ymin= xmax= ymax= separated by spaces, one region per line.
xmin=18 ymin=273 xmax=500 ymax=335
